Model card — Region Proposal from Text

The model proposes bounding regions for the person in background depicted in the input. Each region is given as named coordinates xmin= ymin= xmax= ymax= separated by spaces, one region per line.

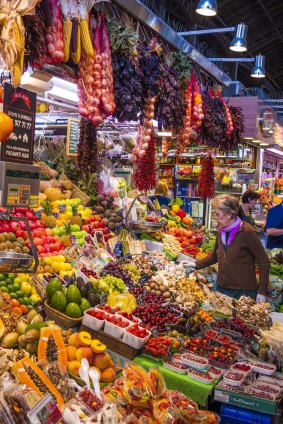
xmin=265 ymin=200 xmax=283 ymax=249
xmin=149 ymin=180 xmax=171 ymax=208
xmin=238 ymin=190 xmax=260 ymax=227
xmin=196 ymin=194 xmax=270 ymax=302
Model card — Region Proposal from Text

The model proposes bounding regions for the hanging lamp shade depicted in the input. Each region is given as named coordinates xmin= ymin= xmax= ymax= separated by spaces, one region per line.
xmin=196 ymin=0 xmax=217 ymax=16
xmin=251 ymin=54 xmax=266 ymax=78
xmin=230 ymin=23 xmax=248 ymax=52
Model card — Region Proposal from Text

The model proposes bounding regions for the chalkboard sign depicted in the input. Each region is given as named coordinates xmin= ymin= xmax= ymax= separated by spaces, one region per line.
xmin=1 ymin=83 xmax=36 ymax=164
xmin=66 ymin=118 xmax=80 ymax=156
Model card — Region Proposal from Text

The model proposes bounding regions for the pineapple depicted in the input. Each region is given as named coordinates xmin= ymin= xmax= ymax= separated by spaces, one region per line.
xmin=41 ymin=200 xmax=57 ymax=228
xmin=70 ymin=205 xmax=82 ymax=227
xmin=63 ymin=222 xmax=73 ymax=248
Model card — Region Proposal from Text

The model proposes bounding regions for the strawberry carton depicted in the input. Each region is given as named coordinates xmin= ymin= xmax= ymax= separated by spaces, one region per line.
xmin=223 ymin=370 xmax=247 ymax=387
xmin=163 ymin=359 xmax=189 ymax=375
xmin=123 ymin=324 xmax=151 ymax=349
xmin=181 ymin=353 xmax=209 ymax=370
xmin=83 ymin=307 xmax=109 ymax=331
xmin=104 ymin=315 xmax=130 ymax=339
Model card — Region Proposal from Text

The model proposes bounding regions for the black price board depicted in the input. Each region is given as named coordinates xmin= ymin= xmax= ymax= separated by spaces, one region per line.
xmin=1 ymin=83 xmax=36 ymax=164
xmin=66 ymin=118 xmax=80 ymax=156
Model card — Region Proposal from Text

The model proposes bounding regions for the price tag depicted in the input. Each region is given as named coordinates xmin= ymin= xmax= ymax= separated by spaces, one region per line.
xmin=151 ymin=327 xmax=159 ymax=337
xmin=58 ymin=204 xmax=66 ymax=213
xmin=53 ymin=213 xmax=59 ymax=219
xmin=0 ymin=212 xmax=7 ymax=220
xmin=139 ymin=274 xmax=150 ymax=285
xmin=34 ymin=210 xmax=42 ymax=219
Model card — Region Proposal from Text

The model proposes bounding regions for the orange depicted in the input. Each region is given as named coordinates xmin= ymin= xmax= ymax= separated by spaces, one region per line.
xmin=20 ymin=304 xmax=28 ymax=315
xmin=10 ymin=299 xmax=20 ymax=308
xmin=1 ymin=292 xmax=10 ymax=301
xmin=12 ymin=307 xmax=22 ymax=315
xmin=0 ymin=112 xmax=13 ymax=142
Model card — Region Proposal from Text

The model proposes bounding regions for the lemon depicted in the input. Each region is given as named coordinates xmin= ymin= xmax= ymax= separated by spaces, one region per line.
xmin=30 ymin=294 xmax=42 ymax=304
xmin=51 ymin=262 xmax=61 ymax=273
xmin=31 ymin=287 xmax=38 ymax=295
xmin=21 ymin=281 xmax=32 ymax=295
xmin=43 ymin=257 xmax=52 ymax=265
xmin=56 ymin=255 xmax=66 ymax=263
xmin=17 ymin=274 xmax=29 ymax=282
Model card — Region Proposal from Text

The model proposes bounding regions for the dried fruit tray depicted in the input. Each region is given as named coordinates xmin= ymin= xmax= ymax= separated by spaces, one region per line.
xmin=80 ymin=324 xmax=140 ymax=360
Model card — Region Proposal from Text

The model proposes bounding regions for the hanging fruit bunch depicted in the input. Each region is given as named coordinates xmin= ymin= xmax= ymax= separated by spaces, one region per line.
xmin=107 ymin=20 xmax=142 ymax=122
xmin=0 ymin=0 xmax=40 ymax=86
xmin=161 ymin=137 xmax=169 ymax=156
xmin=23 ymin=6 xmax=47 ymax=69
xmin=132 ymin=132 xmax=156 ymax=192
xmin=210 ymin=86 xmax=234 ymax=136
xmin=198 ymin=155 xmax=214 ymax=200
xmin=191 ymin=73 xmax=204 ymax=130
xmin=132 ymin=97 xmax=156 ymax=161
xmin=78 ymin=118 xmax=98 ymax=174
xmin=78 ymin=12 xmax=115 ymax=125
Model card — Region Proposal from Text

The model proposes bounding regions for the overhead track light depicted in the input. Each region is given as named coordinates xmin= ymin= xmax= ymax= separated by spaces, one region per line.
xmin=208 ymin=55 xmax=266 ymax=79
xmin=251 ymin=54 xmax=266 ymax=78
xmin=179 ymin=22 xmax=248 ymax=52
xmin=230 ymin=23 xmax=248 ymax=52
xmin=196 ymin=0 xmax=217 ymax=16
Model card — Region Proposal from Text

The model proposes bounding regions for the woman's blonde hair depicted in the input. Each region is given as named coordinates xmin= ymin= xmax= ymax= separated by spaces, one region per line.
xmin=154 ymin=180 xmax=169 ymax=196
xmin=211 ymin=194 xmax=240 ymax=218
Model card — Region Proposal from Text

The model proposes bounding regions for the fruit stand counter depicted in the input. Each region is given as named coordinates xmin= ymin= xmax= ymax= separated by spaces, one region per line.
xmin=134 ymin=355 xmax=216 ymax=406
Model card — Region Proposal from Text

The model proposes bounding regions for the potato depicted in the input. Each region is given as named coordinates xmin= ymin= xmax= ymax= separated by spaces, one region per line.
xmin=160 ymin=286 xmax=167 ymax=293
xmin=149 ymin=282 xmax=156 ymax=289
xmin=156 ymin=290 xmax=161 ymax=295
xmin=163 ymin=291 xmax=171 ymax=298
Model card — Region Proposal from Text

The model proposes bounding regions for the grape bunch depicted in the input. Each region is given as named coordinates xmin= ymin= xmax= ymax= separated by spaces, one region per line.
xmin=99 ymin=275 xmax=126 ymax=294
xmin=101 ymin=261 xmax=132 ymax=286
xmin=123 ymin=263 xmax=141 ymax=282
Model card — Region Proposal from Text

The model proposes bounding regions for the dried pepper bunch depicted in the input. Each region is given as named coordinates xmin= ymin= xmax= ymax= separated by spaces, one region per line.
xmin=139 ymin=40 xmax=162 ymax=99
xmin=155 ymin=62 xmax=186 ymax=130
xmin=228 ymin=106 xmax=245 ymax=150
xmin=23 ymin=8 xmax=47 ymax=69
xmin=112 ymin=54 xmax=143 ymax=122
xmin=132 ymin=133 xmax=156 ymax=192
xmin=78 ymin=118 xmax=98 ymax=174
xmin=198 ymin=155 xmax=214 ymax=200
xmin=197 ymin=93 xmax=228 ymax=152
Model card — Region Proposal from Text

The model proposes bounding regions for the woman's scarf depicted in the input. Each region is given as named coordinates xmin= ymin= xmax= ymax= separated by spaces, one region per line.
xmin=220 ymin=217 xmax=242 ymax=246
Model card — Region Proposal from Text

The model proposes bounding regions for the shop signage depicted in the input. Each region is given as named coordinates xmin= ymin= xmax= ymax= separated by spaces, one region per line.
xmin=1 ymin=83 xmax=36 ymax=164
xmin=66 ymin=118 xmax=80 ymax=156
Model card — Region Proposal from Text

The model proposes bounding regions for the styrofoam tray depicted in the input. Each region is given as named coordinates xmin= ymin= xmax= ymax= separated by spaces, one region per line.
xmin=181 ymin=353 xmax=209 ymax=370
xmin=163 ymin=361 xmax=188 ymax=375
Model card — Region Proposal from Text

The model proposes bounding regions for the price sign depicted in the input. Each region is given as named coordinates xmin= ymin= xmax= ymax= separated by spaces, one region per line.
xmin=1 ymin=83 xmax=36 ymax=164
xmin=58 ymin=204 xmax=66 ymax=213
xmin=66 ymin=118 xmax=80 ymax=156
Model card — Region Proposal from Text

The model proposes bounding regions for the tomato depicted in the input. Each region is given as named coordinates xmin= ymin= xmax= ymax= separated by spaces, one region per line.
xmin=20 ymin=304 xmax=28 ymax=315
xmin=10 ymin=299 xmax=20 ymax=308
xmin=1 ymin=292 xmax=10 ymax=301
xmin=12 ymin=307 xmax=22 ymax=315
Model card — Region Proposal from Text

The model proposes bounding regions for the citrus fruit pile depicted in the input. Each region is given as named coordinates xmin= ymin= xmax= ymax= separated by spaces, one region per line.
xmin=0 ymin=273 xmax=42 ymax=315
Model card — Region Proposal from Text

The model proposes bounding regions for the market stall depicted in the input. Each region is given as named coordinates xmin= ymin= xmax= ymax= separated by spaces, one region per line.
xmin=0 ymin=0 xmax=282 ymax=423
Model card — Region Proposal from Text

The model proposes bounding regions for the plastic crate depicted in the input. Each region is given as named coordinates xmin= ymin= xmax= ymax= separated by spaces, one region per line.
xmin=220 ymin=405 xmax=272 ymax=424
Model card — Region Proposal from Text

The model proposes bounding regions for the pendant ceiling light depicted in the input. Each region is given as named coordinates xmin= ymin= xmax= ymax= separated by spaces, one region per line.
xmin=251 ymin=54 xmax=266 ymax=78
xmin=230 ymin=23 xmax=248 ymax=52
xmin=196 ymin=0 xmax=217 ymax=16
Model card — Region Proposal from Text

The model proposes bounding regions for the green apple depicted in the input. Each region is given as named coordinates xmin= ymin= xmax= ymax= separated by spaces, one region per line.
xmin=59 ymin=227 xmax=66 ymax=236
xmin=70 ymin=224 xmax=80 ymax=232
xmin=77 ymin=239 xmax=85 ymax=246
xmin=52 ymin=228 xmax=61 ymax=236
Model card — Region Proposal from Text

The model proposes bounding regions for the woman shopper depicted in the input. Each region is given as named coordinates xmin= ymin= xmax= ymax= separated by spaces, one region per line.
xmin=196 ymin=194 xmax=270 ymax=302
xmin=149 ymin=180 xmax=171 ymax=208
xmin=238 ymin=190 xmax=260 ymax=227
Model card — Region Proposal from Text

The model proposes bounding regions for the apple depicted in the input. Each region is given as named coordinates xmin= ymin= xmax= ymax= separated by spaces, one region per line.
xmin=70 ymin=224 xmax=80 ymax=233
xmin=18 ymin=221 xmax=26 ymax=230
xmin=81 ymin=225 xmax=89 ymax=232
xmin=52 ymin=228 xmax=61 ymax=236
xmin=2 ymin=223 xmax=10 ymax=232
xmin=46 ymin=236 xmax=55 ymax=243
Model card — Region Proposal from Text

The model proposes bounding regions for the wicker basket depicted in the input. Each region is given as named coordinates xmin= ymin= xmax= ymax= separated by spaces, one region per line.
xmin=32 ymin=275 xmax=47 ymax=301
xmin=80 ymin=324 xmax=140 ymax=359
xmin=59 ymin=173 xmax=91 ymax=206
xmin=44 ymin=301 xmax=83 ymax=328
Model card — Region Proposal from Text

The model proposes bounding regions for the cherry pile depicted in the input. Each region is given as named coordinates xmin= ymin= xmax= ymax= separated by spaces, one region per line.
xmin=130 ymin=287 xmax=166 ymax=306
xmin=212 ymin=317 xmax=256 ymax=338
xmin=134 ymin=303 xmax=179 ymax=332
xmin=79 ymin=266 xmax=97 ymax=278
xmin=232 ymin=363 xmax=252 ymax=373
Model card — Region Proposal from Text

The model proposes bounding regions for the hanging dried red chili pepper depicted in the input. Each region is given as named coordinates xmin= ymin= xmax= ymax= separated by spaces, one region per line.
xmin=198 ymin=155 xmax=214 ymax=200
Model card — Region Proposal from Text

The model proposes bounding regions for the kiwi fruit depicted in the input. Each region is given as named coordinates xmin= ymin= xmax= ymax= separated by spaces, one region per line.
xmin=8 ymin=233 xmax=16 ymax=242
xmin=0 ymin=234 xmax=5 ymax=243
xmin=6 ymin=241 xmax=13 ymax=249
xmin=3 ymin=232 xmax=9 ymax=241
xmin=22 ymin=246 xmax=30 ymax=254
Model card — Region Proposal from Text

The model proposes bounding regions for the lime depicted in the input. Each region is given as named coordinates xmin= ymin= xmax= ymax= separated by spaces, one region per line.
xmin=12 ymin=283 xmax=20 ymax=291
xmin=5 ymin=279 xmax=13 ymax=286
xmin=0 ymin=281 xmax=6 ymax=287
xmin=9 ymin=292 xmax=17 ymax=299
xmin=23 ymin=297 xmax=31 ymax=305
xmin=0 ymin=274 xmax=5 ymax=281
xmin=0 ymin=287 xmax=8 ymax=293
xmin=8 ymin=273 xmax=15 ymax=280
xmin=16 ymin=290 xmax=24 ymax=298
xmin=13 ymin=277 xmax=21 ymax=285
xmin=7 ymin=285 xmax=14 ymax=293
xmin=20 ymin=298 xmax=26 ymax=305
xmin=18 ymin=298 xmax=24 ymax=305
xmin=27 ymin=305 xmax=34 ymax=310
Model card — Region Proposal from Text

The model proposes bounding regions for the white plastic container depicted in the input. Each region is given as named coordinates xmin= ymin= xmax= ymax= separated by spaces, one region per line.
xmin=248 ymin=387 xmax=278 ymax=401
xmin=82 ymin=308 xmax=108 ymax=331
xmin=251 ymin=361 xmax=276 ymax=376
xmin=252 ymin=381 xmax=282 ymax=396
xmin=223 ymin=370 xmax=247 ymax=387
xmin=104 ymin=317 xmax=130 ymax=339
xmin=122 ymin=326 xmax=151 ymax=349
xmin=231 ymin=362 xmax=253 ymax=375
xmin=208 ymin=366 xmax=223 ymax=379
xmin=163 ymin=360 xmax=188 ymax=375
xmin=257 ymin=375 xmax=283 ymax=389
xmin=181 ymin=353 xmax=209 ymax=370
xmin=187 ymin=368 xmax=214 ymax=385
xmin=116 ymin=312 xmax=142 ymax=324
